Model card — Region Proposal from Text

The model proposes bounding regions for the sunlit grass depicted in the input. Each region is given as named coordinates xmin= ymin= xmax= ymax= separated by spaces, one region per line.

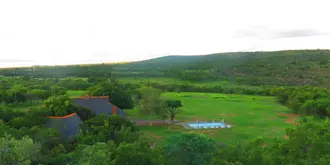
xmin=128 ymin=92 xmax=297 ymax=145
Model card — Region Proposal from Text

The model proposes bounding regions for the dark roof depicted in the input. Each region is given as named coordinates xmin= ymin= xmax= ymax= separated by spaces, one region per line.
xmin=45 ymin=113 xmax=83 ymax=139
xmin=72 ymin=97 xmax=126 ymax=117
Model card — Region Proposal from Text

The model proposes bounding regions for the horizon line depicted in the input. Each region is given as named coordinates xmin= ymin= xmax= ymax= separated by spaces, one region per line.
xmin=0 ymin=49 xmax=329 ymax=69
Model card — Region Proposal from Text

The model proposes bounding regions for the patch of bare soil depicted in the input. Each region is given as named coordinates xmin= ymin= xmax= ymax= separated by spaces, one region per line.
xmin=231 ymin=114 xmax=237 ymax=117
xmin=278 ymin=113 xmax=299 ymax=125
xmin=284 ymin=135 xmax=289 ymax=139
xmin=248 ymin=112 xmax=254 ymax=115
xmin=248 ymin=126 xmax=255 ymax=129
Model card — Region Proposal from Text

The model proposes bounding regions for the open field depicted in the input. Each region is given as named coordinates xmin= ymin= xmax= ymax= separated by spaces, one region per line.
xmin=67 ymin=90 xmax=88 ymax=97
xmin=126 ymin=92 xmax=298 ymax=145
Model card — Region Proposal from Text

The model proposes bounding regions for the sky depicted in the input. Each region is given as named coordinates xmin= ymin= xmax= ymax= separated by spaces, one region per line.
xmin=0 ymin=0 xmax=330 ymax=67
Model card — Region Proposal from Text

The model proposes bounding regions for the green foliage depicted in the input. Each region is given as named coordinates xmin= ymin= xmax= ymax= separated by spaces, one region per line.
xmin=72 ymin=105 xmax=96 ymax=121
xmin=112 ymin=138 xmax=160 ymax=165
xmin=25 ymin=89 xmax=50 ymax=101
xmin=273 ymin=86 xmax=330 ymax=117
xmin=163 ymin=133 xmax=217 ymax=165
xmin=80 ymin=115 xmax=138 ymax=144
xmin=0 ymin=134 xmax=41 ymax=165
xmin=43 ymin=94 xmax=74 ymax=116
xmin=165 ymin=106 xmax=180 ymax=122
xmin=165 ymin=100 xmax=182 ymax=108
xmin=109 ymin=88 xmax=134 ymax=109
xmin=88 ymin=79 xmax=134 ymax=109
xmin=139 ymin=87 xmax=166 ymax=117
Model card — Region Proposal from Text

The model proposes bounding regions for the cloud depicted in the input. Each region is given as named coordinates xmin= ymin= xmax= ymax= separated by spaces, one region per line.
xmin=269 ymin=29 xmax=329 ymax=39
xmin=234 ymin=27 xmax=330 ymax=39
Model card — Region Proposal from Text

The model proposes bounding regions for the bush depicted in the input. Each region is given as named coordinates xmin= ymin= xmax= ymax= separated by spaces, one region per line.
xmin=72 ymin=105 xmax=96 ymax=121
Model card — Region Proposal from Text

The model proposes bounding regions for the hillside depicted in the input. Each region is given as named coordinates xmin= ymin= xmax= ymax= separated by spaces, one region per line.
xmin=1 ymin=50 xmax=330 ymax=87
xmin=117 ymin=50 xmax=330 ymax=87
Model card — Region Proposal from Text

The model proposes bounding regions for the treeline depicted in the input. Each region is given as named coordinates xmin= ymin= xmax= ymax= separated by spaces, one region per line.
xmin=2 ymin=76 xmax=329 ymax=118
xmin=272 ymin=86 xmax=330 ymax=118
xmin=0 ymin=77 xmax=68 ymax=104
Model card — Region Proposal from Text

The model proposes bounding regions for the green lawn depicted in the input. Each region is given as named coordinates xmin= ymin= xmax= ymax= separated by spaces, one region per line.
xmin=127 ymin=92 xmax=298 ymax=145
xmin=6 ymin=101 xmax=42 ymax=112
xmin=67 ymin=90 xmax=88 ymax=97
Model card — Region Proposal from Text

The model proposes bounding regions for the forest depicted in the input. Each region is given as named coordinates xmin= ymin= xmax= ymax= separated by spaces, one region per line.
xmin=0 ymin=50 xmax=330 ymax=165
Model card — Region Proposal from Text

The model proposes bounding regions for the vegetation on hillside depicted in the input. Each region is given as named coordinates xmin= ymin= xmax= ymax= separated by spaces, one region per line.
xmin=1 ymin=50 xmax=330 ymax=87
xmin=0 ymin=49 xmax=330 ymax=164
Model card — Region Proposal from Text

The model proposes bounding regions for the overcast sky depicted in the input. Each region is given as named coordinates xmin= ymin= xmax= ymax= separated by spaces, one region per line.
xmin=1 ymin=0 xmax=330 ymax=67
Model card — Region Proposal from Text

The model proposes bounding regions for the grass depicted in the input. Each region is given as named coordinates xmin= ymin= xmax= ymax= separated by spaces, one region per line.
xmin=67 ymin=90 xmax=88 ymax=97
xmin=118 ymin=77 xmax=261 ymax=89
xmin=5 ymin=101 xmax=42 ymax=112
xmin=127 ymin=92 xmax=298 ymax=145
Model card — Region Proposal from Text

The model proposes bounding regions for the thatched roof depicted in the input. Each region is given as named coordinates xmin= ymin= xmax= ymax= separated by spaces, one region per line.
xmin=72 ymin=95 xmax=126 ymax=117
xmin=45 ymin=113 xmax=83 ymax=139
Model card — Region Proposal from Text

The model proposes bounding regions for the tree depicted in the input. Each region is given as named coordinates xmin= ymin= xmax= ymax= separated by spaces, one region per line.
xmin=25 ymin=89 xmax=50 ymax=103
xmin=80 ymin=115 xmax=138 ymax=144
xmin=88 ymin=80 xmax=134 ymax=109
xmin=163 ymin=133 xmax=216 ymax=165
xmin=43 ymin=95 xmax=74 ymax=116
xmin=0 ymin=134 xmax=41 ymax=165
xmin=165 ymin=107 xmax=180 ymax=122
xmin=166 ymin=100 xmax=182 ymax=109
xmin=165 ymin=100 xmax=182 ymax=122
xmin=112 ymin=137 xmax=161 ymax=165
xmin=50 ymin=85 xmax=67 ymax=96
xmin=139 ymin=87 xmax=166 ymax=121
xmin=72 ymin=105 xmax=96 ymax=121
xmin=72 ymin=142 xmax=116 ymax=165
xmin=109 ymin=88 xmax=134 ymax=109
xmin=7 ymin=84 xmax=28 ymax=103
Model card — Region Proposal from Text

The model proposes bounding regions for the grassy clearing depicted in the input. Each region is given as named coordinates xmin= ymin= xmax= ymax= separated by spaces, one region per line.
xmin=6 ymin=101 xmax=42 ymax=112
xmin=67 ymin=90 xmax=88 ymax=97
xmin=127 ymin=92 xmax=297 ymax=145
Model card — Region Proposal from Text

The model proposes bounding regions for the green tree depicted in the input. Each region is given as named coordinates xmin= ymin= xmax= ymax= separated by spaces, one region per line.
xmin=139 ymin=87 xmax=166 ymax=121
xmin=50 ymin=85 xmax=67 ymax=96
xmin=72 ymin=105 xmax=96 ymax=121
xmin=26 ymin=89 xmax=50 ymax=102
xmin=163 ymin=133 xmax=216 ymax=165
xmin=109 ymin=88 xmax=134 ymax=109
xmin=112 ymin=137 xmax=160 ymax=165
xmin=88 ymin=80 xmax=134 ymax=109
xmin=165 ymin=100 xmax=182 ymax=122
xmin=0 ymin=134 xmax=41 ymax=165
xmin=73 ymin=142 xmax=116 ymax=165
xmin=7 ymin=84 xmax=28 ymax=103
xmin=43 ymin=95 xmax=74 ymax=116
xmin=80 ymin=115 xmax=138 ymax=144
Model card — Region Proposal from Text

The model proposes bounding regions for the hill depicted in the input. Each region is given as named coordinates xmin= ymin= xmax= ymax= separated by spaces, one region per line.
xmin=116 ymin=50 xmax=330 ymax=87
xmin=1 ymin=50 xmax=330 ymax=87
